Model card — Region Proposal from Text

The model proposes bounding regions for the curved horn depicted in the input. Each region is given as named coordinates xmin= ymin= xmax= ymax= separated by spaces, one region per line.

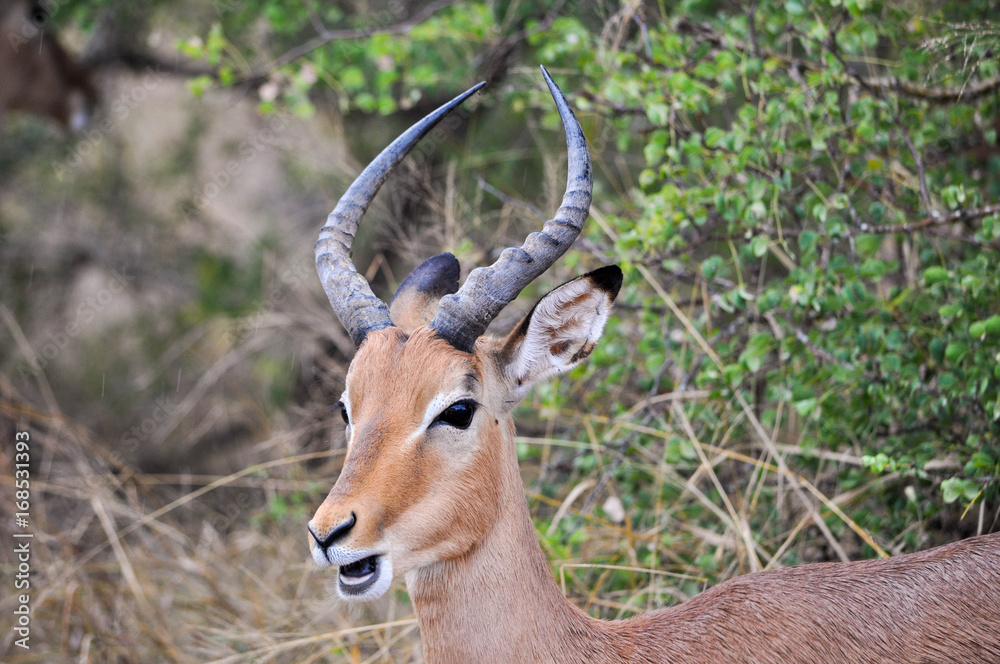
xmin=316 ymin=81 xmax=486 ymax=348
xmin=429 ymin=66 xmax=592 ymax=352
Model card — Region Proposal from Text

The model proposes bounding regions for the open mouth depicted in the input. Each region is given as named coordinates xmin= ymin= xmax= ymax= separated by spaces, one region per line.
xmin=338 ymin=554 xmax=381 ymax=595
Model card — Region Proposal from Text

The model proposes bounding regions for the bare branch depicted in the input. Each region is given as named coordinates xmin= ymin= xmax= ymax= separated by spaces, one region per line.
xmin=858 ymin=202 xmax=1000 ymax=234
xmin=678 ymin=17 xmax=1000 ymax=107
xmin=861 ymin=75 xmax=1000 ymax=104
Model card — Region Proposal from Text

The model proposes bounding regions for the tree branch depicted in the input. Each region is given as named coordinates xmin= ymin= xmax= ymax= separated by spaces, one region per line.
xmin=678 ymin=17 xmax=1000 ymax=107
xmin=860 ymin=75 xmax=1000 ymax=104
xmin=857 ymin=202 xmax=1000 ymax=234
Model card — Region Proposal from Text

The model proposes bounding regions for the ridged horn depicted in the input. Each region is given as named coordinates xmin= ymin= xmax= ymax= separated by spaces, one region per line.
xmin=316 ymin=81 xmax=486 ymax=348
xmin=429 ymin=66 xmax=592 ymax=352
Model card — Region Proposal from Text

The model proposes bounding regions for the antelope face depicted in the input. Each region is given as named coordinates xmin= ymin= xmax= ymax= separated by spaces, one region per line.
xmin=308 ymin=327 xmax=500 ymax=600
xmin=306 ymin=68 xmax=620 ymax=602
xmin=309 ymin=265 xmax=621 ymax=601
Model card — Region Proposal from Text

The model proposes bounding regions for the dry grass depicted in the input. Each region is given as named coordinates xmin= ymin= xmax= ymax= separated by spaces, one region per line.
xmin=0 ymin=376 xmax=424 ymax=663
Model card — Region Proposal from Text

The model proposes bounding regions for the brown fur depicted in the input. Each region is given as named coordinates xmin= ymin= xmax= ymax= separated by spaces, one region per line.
xmin=412 ymin=487 xmax=1000 ymax=664
xmin=388 ymin=288 xmax=441 ymax=333
xmin=312 ymin=327 xmax=504 ymax=574
xmin=312 ymin=272 xmax=1000 ymax=663
xmin=0 ymin=0 xmax=97 ymax=128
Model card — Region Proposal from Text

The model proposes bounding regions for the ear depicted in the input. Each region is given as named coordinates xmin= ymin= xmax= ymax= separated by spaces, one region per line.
xmin=498 ymin=265 xmax=622 ymax=399
xmin=390 ymin=253 xmax=461 ymax=333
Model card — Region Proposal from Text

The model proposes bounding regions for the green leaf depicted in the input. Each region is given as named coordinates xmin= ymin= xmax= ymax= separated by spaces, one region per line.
xmin=751 ymin=235 xmax=769 ymax=258
xmin=701 ymin=255 xmax=724 ymax=280
xmin=786 ymin=0 xmax=806 ymax=15
xmin=705 ymin=127 xmax=725 ymax=148
xmin=941 ymin=478 xmax=980 ymax=504
xmin=798 ymin=230 xmax=819 ymax=254
xmin=923 ymin=267 xmax=949 ymax=285
xmin=985 ymin=315 xmax=1000 ymax=336
xmin=793 ymin=397 xmax=818 ymax=417
xmin=945 ymin=342 xmax=969 ymax=364
xmin=647 ymin=102 xmax=670 ymax=126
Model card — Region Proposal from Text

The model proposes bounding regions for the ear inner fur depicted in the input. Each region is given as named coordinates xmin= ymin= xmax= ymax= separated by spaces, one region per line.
xmin=390 ymin=253 xmax=462 ymax=333
xmin=501 ymin=266 xmax=622 ymax=397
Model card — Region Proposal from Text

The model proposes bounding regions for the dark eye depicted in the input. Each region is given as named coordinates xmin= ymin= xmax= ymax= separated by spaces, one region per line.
xmin=334 ymin=401 xmax=349 ymax=425
xmin=433 ymin=400 xmax=477 ymax=429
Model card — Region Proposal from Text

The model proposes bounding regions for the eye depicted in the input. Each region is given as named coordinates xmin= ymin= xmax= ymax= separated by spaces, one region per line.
xmin=433 ymin=400 xmax=477 ymax=429
xmin=334 ymin=401 xmax=349 ymax=425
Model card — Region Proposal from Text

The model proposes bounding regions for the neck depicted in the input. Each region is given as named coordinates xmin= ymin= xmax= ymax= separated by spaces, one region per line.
xmin=405 ymin=442 xmax=615 ymax=663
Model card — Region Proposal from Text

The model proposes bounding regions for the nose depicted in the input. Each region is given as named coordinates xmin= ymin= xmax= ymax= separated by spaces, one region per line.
xmin=308 ymin=512 xmax=356 ymax=553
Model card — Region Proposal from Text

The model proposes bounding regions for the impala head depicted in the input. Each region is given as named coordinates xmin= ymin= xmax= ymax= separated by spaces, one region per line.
xmin=307 ymin=67 xmax=621 ymax=601
xmin=0 ymin=0 xmax=98 ymax=130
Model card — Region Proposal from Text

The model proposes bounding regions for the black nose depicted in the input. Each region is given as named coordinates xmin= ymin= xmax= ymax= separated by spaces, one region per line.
xmin=308 ymin=512 xmax=356 ymax=551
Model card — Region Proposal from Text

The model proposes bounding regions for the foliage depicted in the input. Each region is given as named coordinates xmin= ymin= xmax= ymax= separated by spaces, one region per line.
xmin=597 ymin=0 xmax=1000 ymax=517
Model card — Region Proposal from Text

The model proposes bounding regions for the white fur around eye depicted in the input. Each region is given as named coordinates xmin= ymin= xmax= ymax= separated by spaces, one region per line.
xmin=406 ymin=390 xmax=476 ymax=446
xmin=411 ymin=393 xmax=451 ymax=444
xmin=339 ymin=391 xmax=355 ymax=447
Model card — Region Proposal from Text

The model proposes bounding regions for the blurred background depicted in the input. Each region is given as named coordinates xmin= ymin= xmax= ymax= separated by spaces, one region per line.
xmin=1 ymin=0 xmax=999 ymax=661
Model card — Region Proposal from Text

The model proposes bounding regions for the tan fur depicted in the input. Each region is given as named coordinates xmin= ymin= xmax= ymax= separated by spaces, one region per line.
xmin=388 ymin=289 xmax=441 ymax=335
xmin=312 ymin=327 xmax=504 ymax=575
xmin=311 ymin=274 xmax=1000 ymax=663
xmin=411 ymin=481 xmax=1000 ymax=663
xmin=0 ymin=0 xmax=97 ymax=129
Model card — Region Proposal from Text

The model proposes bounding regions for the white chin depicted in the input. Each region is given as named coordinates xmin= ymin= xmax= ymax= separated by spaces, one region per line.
xmin=336 ymin=555 xmax=393 ymax=602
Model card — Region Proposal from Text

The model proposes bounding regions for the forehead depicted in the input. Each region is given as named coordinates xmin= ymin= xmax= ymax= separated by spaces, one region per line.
xmin=346 ymin=327 xmax=479 ymax=409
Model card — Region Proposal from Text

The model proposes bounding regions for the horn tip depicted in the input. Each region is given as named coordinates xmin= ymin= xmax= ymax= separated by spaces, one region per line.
xmin=540 ymin=65 xmax=560 ymax=92
xmin=459 ymin=80 xmax=488 ymax=103
xmin=539 ymin=66 xmax=575 ymax=121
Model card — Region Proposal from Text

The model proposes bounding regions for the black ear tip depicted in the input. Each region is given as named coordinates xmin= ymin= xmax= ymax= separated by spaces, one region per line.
xmin=586 ymin=265 xmax=623 ymax=298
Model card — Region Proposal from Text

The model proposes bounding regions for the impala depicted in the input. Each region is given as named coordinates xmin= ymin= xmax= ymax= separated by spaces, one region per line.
xmin=307 ymin=67 xmax=1000 ymax=663
xmin=0 ymin=0 xmax=98 ymax=131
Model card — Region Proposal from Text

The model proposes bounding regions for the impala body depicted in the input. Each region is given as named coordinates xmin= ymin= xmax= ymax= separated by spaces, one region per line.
xmin=307 ymin=68 xmax=1000 ymax=663
xmin=0 ymin=0 xmax=97 ymax=130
